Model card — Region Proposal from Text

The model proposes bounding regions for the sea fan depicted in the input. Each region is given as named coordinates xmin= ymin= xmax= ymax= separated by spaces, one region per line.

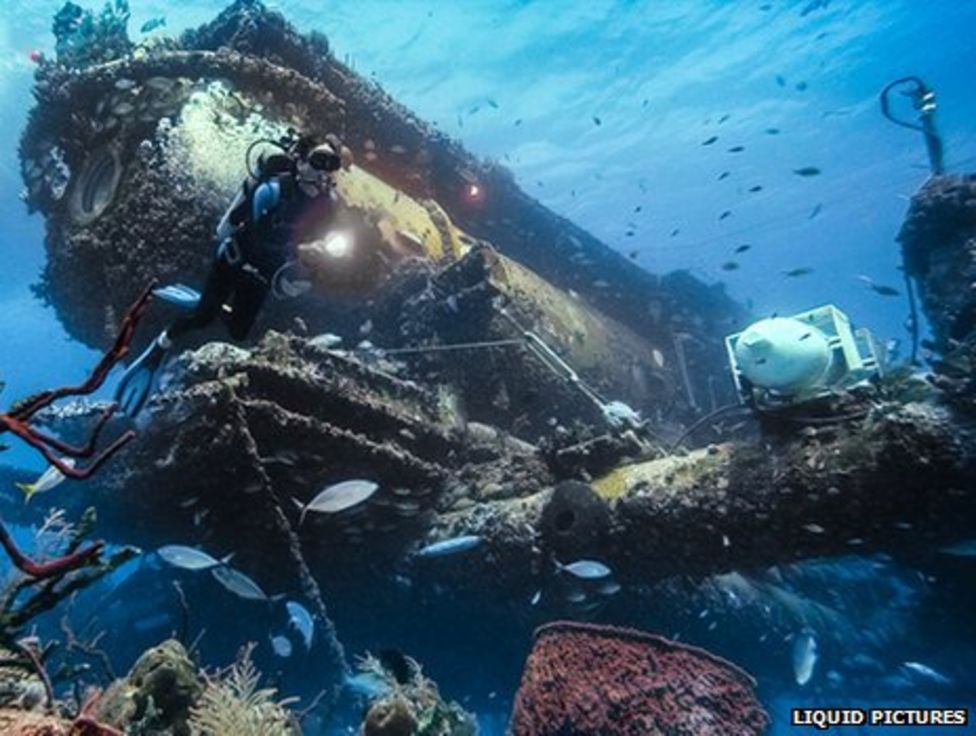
xmin=189 ymin=645 xmax=297 ymax=736
xmin=34 ymin=509 xmax=76 ymax=561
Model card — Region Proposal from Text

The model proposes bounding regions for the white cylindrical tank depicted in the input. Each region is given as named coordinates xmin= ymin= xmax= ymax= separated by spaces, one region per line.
xmin=734 ymin=317 xmax=832 ymax=394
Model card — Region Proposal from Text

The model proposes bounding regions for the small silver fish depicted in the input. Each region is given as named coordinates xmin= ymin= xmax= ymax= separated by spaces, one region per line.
xmin=939 ymin=538 xmax=976 ymax=557
xmin=556 ymin=559 xmax=612 ymax=580
xmin=294 ymin=480 xmax=380 ymax=523
xmin=598 ymin=581 xmax=622 ymax=596
xmin=157 ymin=545 xmax=230 ymax=571
xmin=393 ymin=500 xmax=421 ymax=517
xmin=145 ymin=76 xmax=176 ymax=92
xmin=793 ymin=629 xmax=818 ymax=685
xmin=111 ymin=101 xmax=136 ymax=117
xmin=530 ymin=590 xmax=542 ymax=606
xmin=309 ymin=333 xmax=343 ymax=349
xmin=211 ymin=566 xmax=269 ymax=601
xmin=902 ymin=661 xmax=951 ymax=685
xmin=286 ymin=601 xmax=314 ymax=650
xmin=565 ymin=589 xmax=588 ymax=604
xmin=270 ymin=635 xmax=292 ymax=658
xmin=140 ymin=16 xmax=166 ymax=34
xmin=416 ymin=535 xmax=483 ymax=558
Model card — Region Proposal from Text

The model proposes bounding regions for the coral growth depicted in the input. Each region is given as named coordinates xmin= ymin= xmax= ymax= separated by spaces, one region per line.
xmin=158 ymin=81 xmax=289 ymax=204
xmin=363 ymin=696 xmax=417 ymax=736
xmin=188 ymin=645 xmax=296 ymax=736
xmin=91 ymin=639 xmax=202 ymax=735
xmin=0 ymin=639 xmax=305 ymax=736
xmin=0 ymin=286 xmax=152 ymax=670
xmin=0 ymin=506 xmax=138 ymax=660
xmin=53 ymin=0 xmax=133 ymax=68
xmin=356 ymin=653 xmax=476 ymax=736
xmin=510 ymin=621 xmax=769 ymax=735
xmin=0 ymin=707 xmax=73 ymax=735
xmin=899 ymin=174 xmax=976 ymax=349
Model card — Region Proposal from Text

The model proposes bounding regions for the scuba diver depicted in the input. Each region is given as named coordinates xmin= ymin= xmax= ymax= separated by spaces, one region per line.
xmin=115 ymin=130 xmax=346 ymax=416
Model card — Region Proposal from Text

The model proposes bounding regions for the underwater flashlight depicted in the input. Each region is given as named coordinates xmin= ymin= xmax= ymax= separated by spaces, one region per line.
xmin=323 ymin=231 xmax=352 ymax=258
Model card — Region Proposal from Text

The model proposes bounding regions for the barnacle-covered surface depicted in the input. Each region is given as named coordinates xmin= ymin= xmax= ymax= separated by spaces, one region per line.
xmin=10 ymin=2 xmax=976 ymax=732
xmin=899 ymin=174 xmax=976 ymax=350
xmin=8 ymin=330 xmax=552 ymax=585
xmin=899 ymin=174 xmax=976 ymax=414
xmin=19 ymin=0 xmax=743 ymax=429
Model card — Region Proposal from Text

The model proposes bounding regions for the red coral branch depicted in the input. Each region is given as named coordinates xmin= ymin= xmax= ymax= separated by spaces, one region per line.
xmin=72 ymin=689 xmax=125 ymax=736
xmin=0 ymin=282 xmax=154 ymax=478
xmin=0 ymin=285 xmax=153 ymax=578
xmin=12 ymin=403 xmax=119 ymax=459
xmin=0 ymin=520 xmax=104 ymax=579
xmin=72 ymin=715 xmax=125 ymax=736
xmin=14 ymin=638 xmax=54 ymax=709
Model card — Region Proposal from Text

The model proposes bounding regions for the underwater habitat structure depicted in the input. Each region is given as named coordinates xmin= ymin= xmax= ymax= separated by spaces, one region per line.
xmin=19 ymin=0 xmax=743 ymax=435
xmin=2 ymin=0 xmax=976 ymax=734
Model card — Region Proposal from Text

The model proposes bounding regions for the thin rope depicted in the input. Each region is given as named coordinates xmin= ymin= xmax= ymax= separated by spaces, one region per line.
xmin=355 ymin=338 xmax=526 ymax=356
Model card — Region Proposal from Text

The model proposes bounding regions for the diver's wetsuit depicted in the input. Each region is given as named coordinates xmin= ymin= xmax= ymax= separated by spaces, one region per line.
xmin=114 ymin=155 xmax=339 ymax=416
xmin=168 ymin=172 xmax=336 ymax=341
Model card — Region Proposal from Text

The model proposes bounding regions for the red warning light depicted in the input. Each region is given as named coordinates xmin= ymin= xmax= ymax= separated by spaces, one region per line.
xmin=463 ymin=181 xmax=485 ymax=205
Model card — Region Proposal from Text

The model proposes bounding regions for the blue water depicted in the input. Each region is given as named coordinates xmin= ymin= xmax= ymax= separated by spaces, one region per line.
xmin=1 ymin=1 xmax=975 ymax=733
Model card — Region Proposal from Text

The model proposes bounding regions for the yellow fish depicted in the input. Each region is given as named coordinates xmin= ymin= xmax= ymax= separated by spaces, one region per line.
xmin=15 ymin=459 xmax=75 ymax=502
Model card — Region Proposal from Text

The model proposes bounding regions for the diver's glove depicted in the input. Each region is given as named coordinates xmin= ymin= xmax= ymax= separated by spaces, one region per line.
xmin=153 ymin=283 xmax=201 ymax=311
xmin=114 ymin=331 xmax=171 ymax=416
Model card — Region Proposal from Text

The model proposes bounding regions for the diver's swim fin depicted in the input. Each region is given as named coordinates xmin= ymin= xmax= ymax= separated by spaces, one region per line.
xmin=114 ymin=332 xmax=171 ymax=416
xmin=153 ymin=283 xmax=201 ymax=310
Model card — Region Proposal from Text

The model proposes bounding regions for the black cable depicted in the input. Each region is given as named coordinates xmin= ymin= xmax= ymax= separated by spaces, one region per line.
xmin=904 ymin=264 xmax=920 ymax=365
xmin=880 ymin=76 xmax=945 ymax=175
xmin=770 ymin=409 xmax=868 ymax=426
xmin=880 ymin=77 xmax=927 ymax=132
xmin=667 ymin=403 xmax=752 ymax=453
